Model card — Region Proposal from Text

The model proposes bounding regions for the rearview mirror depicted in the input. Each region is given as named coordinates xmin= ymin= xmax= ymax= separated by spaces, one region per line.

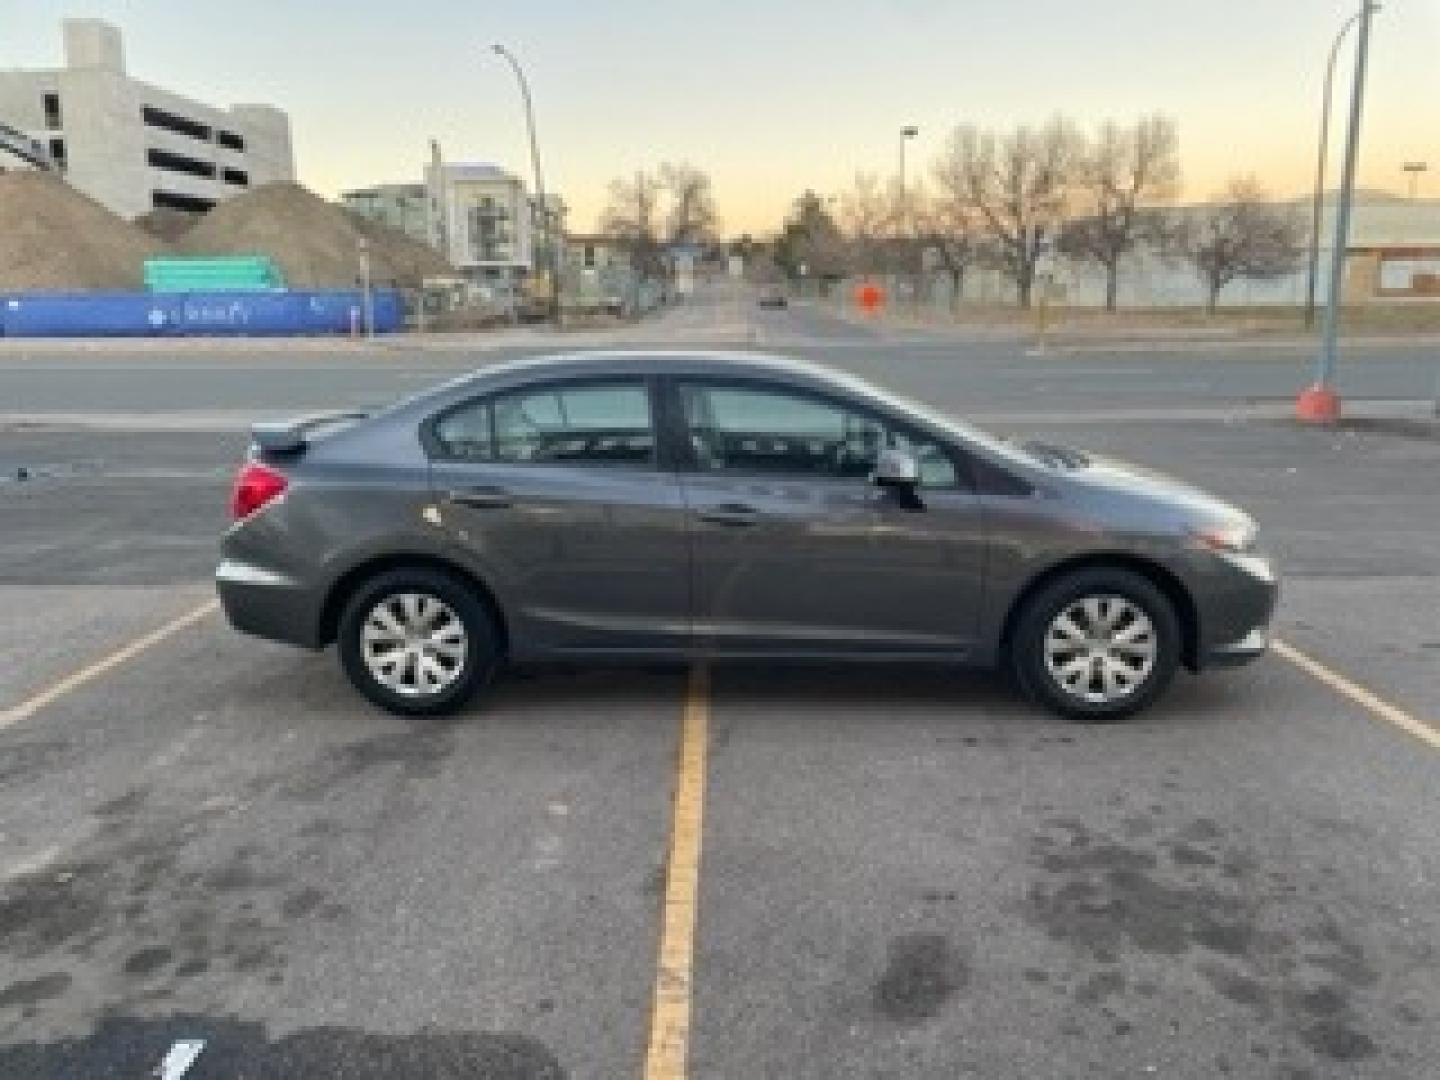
xmin=872 ymin=447 xmax=919 ymax=487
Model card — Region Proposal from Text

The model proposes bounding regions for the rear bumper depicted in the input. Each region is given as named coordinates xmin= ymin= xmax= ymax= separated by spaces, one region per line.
xmin=215 ymin=559 xmax=324 ymax=649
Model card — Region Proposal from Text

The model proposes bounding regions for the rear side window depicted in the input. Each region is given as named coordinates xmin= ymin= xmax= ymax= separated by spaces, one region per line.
xmin=432 ymin=400 xmax=493 ymax=460
xmin=432 ymin=380 xmax=655 ymax=467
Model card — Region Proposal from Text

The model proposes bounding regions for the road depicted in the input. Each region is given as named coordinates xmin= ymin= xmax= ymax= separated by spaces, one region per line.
xmin=1 ymin=288 xmax=1438 ymax=1078
xmin=2 ymin=288 xmax=1439 ymax=420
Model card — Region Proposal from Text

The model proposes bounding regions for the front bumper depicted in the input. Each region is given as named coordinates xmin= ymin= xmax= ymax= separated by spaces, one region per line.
xmin=215 ymin=559 xmax=324 ymax=649
xmin=1204 ymin=625 xmax=1271 ymax=668
xmin=1195 ymin=549 xmax=1278 ymax=670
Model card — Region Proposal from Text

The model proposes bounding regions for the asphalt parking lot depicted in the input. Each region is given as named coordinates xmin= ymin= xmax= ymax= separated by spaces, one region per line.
xmin=2 ymin=299 xmax=1439 ymax=1078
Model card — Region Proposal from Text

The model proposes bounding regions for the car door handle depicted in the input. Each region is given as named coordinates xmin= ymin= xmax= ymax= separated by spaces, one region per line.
xmin=446 ymin=486 xmax=512 ymax=510
xmin=697 ymin=503 xmax=760 ymax=527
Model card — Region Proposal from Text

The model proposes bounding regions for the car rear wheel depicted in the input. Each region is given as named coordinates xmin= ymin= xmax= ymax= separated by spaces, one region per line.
xmin=1010 ymin=568 xmax=1181 ymax=722
xmin=337 ymin=568 xmax=498 ymax=716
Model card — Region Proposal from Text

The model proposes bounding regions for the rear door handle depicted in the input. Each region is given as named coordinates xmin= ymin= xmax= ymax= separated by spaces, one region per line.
xmin=697 ymin=503 xmax=760 ymax=527
xmin=447 ymin=486 xmax=512 ymax=510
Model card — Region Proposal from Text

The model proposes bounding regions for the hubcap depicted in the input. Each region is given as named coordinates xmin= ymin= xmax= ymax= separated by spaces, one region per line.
xmin=360 ymin=592 xmax=467 ymax=698
xmin=1043 ymin=595 xmax=1157 ymax=705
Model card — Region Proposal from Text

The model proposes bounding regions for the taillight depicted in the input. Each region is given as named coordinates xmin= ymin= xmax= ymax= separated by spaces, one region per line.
xmin=230 ymin=461 xmax=289 ymax=520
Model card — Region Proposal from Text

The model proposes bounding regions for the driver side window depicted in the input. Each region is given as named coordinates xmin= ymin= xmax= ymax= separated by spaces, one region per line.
xmin=678 ymin=382 xmax=957 ymax=486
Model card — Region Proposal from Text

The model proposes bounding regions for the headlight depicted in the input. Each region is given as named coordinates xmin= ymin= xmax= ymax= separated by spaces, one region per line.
xmin=1189 ymin=520 xmax=1259 ymax=554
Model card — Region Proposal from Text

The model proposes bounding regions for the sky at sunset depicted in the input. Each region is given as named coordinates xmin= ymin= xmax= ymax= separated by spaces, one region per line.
xmin=5 ymin=1 xmax=1437 ymax=234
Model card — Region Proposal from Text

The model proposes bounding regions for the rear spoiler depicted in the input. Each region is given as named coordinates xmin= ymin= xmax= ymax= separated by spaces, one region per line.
xmin=250 ymin=411 xmax=369 ymax=455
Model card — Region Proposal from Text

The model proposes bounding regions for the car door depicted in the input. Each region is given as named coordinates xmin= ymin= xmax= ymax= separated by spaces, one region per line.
xmin=427 ymin=375 xmax=690 ymax=655
xmin=672 ymin=377 xmax=988 ymax=656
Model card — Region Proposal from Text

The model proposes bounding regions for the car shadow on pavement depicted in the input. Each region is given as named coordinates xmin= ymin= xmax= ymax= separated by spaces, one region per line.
xmin=219 ymin=644 xmax=1264 ymax=732
xmin=706 ymin=661 xmax=1260 ymax=728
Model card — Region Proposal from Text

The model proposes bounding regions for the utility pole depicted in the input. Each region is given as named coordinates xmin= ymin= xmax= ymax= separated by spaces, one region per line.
xmin=1299 ymin=0 xmax=1376 ymax=423
xmin=492 ymin=44 xmax=562 ymax=326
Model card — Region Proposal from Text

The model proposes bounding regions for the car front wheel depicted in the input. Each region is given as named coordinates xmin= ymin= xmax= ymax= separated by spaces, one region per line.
xmin=1011 ymin=568 xmax=1181 ymax=722
xmin=337 ymin=568 xmax=498 ymax=716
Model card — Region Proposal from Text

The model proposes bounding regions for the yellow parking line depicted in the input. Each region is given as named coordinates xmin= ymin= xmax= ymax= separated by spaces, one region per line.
xmin=0 ymin=598 xmax=220 ymax=731
xmin=643 ymin=663 xmax=710 ymax=1080
xmin=1274 ymin=639 xmax=1440 ymax=751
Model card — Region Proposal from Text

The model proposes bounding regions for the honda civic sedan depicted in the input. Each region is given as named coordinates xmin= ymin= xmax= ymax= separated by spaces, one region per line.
xmin=217 ymin=351 xmax=1277 ymax=721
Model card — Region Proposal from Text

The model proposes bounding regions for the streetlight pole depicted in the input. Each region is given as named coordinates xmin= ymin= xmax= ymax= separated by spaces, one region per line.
xmin=1299 ymin=0 xmax=1377 ymax=423
xmin=492 ymin=43 xmax=561 ymax=326
xmin=1304 ymin=6 xmax=1376 ymax=329
xmin=898 ymin=125 xmax=918 ymax=303
xmin=898 ymin=125 xmax=918 ymax=232
xmin=1402 ymin=162 xmax=1428 ymax=199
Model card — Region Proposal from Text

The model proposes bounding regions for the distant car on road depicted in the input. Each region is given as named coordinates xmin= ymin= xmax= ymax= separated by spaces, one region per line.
xmin=757 ymin=290 xmax=788 ymax=309
xmin=219 ymin=351 xmax=1276 ymax=721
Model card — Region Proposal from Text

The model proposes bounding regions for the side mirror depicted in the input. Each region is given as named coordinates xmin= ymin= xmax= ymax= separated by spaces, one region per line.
xmin=872 ymin=447 xmax=919 ymax=487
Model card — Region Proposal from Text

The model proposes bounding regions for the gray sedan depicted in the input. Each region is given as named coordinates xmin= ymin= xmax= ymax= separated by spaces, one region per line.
xmin=217 ymin=351 xmax=1277 ymax=721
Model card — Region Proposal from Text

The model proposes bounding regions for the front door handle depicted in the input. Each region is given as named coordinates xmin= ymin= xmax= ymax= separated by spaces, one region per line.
xmin=698 ymin=502 xmax=760 ymax=527
xmin=447 ymin=486 xmax=512 ymax=510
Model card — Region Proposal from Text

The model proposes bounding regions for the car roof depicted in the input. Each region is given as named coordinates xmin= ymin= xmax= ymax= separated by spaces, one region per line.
xmin=403 ymin=349 xmax=877 ymax=412
xmin=478 ymin=349 xmax=839 ymax=381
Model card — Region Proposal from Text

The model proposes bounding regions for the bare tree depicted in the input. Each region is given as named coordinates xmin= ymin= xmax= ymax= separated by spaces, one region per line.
xmin=659 ymin=162 xmax=719 ymax=246
xmin=925 ymin=161 xmax=989 ymax=311
xmin=1179 ymin=176 xmax=1301 ymax=314
xmin=839 ymin=172 xmax=899 ymax=275
xmin=773 ymin=189 xmax=847 ymax=281
xmin=600 ymin=170 xmax=664 ymax=280
xmin=1060 ymin=115 xmax=1180 ymax=311
xmin=934 ymin=117 xmax=1080 ymax=308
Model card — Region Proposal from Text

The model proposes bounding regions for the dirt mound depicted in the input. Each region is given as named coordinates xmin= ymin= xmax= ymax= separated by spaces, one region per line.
xmin=0 ymin=172 xmax=170 ymax=290
xmin=348 ymin=210 xmax=455 ymax=288
xmin=178 ymin=183 xmax=452 ymax=289
xmin=133 ymin=207 xmax=200 ymax=243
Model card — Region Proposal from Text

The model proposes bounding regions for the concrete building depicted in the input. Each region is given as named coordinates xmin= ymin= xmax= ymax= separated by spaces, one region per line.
xmin=0 ymin=18 xmax=294 ymax=219
xmin=1321 ymin=194 xmax=1440 ymax=301
xmin=564 ymin=234 xmax=630 ymax=273
xmin=0 ymin=118 xmax=54 ymax=171
xmin=918 ymin=191 xmax=1440 ymax=309
xmin=339 ymin=183 xmax=430 ymax=245
xmin=424 ymin=162 xmax=533 ymax=292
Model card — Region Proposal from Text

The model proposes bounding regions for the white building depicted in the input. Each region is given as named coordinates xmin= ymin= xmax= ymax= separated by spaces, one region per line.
xmin=424 ymin=161 xmax=533 ymax=291
xmin=0 ymin=19 xmax=294 ymax=218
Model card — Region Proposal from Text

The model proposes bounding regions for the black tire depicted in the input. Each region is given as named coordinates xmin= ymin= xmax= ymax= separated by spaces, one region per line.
xmin=337 ymin=567 xmax=499 ymax=717
xmin=1009 ymin=567 xmax=1181 ymax=723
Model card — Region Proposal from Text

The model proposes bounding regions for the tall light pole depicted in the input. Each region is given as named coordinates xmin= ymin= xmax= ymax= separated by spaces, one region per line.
xmin=1304 ymin=5 xmax=1378 ymax=330
xmin=898 ymin=125 xmax=918 ymax=232
xmin=492 ymin=43 xmax=561 ymax=326
xmin=1299 ymin=0 xmax=1377 ymax=423
xmin=1402 ymin=161 xmax=1428 ymax=199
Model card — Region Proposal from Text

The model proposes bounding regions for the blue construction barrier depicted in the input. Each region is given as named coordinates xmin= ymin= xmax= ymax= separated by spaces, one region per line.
xmin=0 ymin=289 xmax=404 ymax=338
